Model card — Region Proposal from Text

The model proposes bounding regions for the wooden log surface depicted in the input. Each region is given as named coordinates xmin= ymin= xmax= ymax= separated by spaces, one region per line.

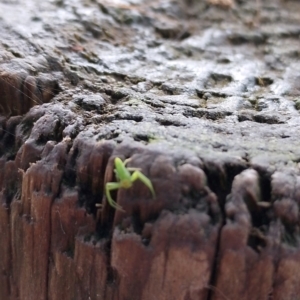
xmin=1 ymin=0 xmax=300 ymax=299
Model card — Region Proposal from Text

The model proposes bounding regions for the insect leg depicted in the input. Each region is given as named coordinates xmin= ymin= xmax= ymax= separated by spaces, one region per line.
xmin=105 ymin=182 xmax=124 ymax=210
xmin=131 ymin=171 xmax=155 ymax=197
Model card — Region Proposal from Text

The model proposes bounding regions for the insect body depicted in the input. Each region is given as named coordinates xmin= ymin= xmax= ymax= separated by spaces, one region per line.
xmin=105 ymin=157 xmax=155 ymax=210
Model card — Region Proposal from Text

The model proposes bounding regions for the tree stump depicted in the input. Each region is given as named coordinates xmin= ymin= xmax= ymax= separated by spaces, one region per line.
xmin=1 ymin=0 xmax=300 ymax=299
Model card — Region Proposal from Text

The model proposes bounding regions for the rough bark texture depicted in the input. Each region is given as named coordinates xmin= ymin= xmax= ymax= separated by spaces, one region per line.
xmin=1 ymin=0 xmax=300 ymax=299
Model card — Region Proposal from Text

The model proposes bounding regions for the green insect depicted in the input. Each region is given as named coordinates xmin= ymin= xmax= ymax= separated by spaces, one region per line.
xmin=105 ymin=157 xmax=155 ymax=210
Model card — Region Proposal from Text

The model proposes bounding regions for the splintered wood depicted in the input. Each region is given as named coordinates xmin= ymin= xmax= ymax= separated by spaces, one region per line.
xmin=207 ymin=0 xmax=234 ymax=8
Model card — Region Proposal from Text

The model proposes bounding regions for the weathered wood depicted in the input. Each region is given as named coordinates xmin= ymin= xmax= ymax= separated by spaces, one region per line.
xmin=1 ymin=0 xmax=300 ymax=299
